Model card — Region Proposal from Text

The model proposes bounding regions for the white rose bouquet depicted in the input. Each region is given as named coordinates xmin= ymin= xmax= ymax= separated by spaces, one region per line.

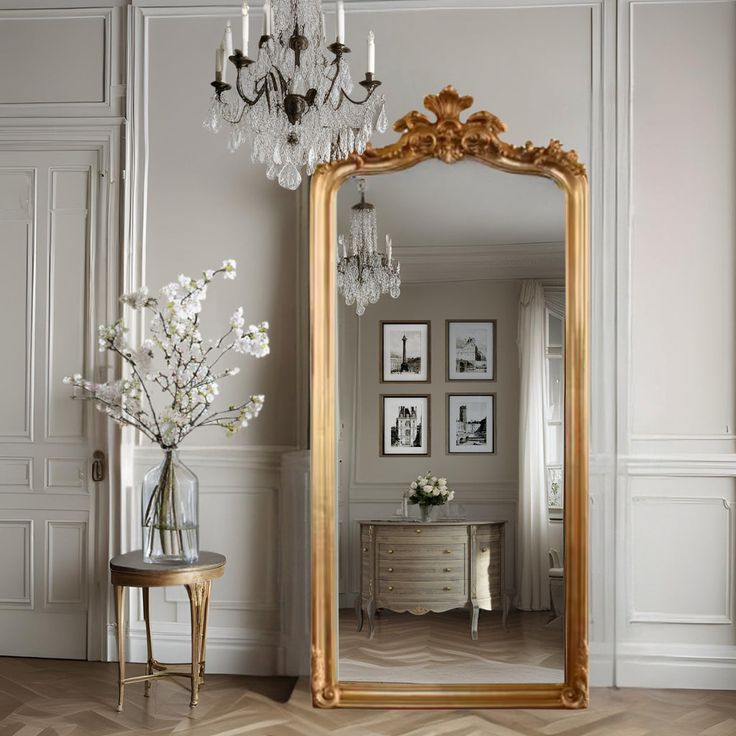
xmin=408 ymin=473 xmax=454 ymax=508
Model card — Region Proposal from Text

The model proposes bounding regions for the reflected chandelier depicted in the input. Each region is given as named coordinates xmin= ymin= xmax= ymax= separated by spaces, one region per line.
xmin=204 ymin=0 xmax=387 ymax=190
xmin=337 ymin=179 xmax=400 ymax=315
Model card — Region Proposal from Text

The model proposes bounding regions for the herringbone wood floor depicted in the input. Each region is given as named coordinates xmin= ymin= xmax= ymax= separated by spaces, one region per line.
xmin=339 ymin=609 xmax=564 ymax=683
xmin=1 ymin=657 xmax=735 ymax=736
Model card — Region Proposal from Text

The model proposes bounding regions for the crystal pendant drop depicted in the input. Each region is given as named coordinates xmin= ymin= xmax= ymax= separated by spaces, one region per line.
xmin=278 ymin=162 xmax=302 ymax=190
xmin=376 ymin=103 xmax=388 ymax=134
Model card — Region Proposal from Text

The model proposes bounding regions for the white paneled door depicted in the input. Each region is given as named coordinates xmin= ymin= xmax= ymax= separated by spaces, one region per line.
xmin=0 ymin=148 xmax=106 ymax=658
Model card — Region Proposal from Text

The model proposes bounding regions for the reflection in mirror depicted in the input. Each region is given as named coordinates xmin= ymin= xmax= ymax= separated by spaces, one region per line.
xmin=335 ymin=162 xmax=565 ymax=685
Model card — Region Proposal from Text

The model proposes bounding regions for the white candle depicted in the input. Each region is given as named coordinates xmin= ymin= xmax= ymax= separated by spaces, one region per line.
xmin=220 ymin=22 xmax=233 ymax=84
xmin=263 ymin=0 xmax=271 ymax=36
xmin=386 ymin=235 xmax=392 ymax=263
xmin=367 ymin=30 xmax=375 ymax=74
xmin=321 ymin=11 xmax=327 ymax=41
xmin=219 ymin=42 xmax=228 ymax=83
xmin=223 ymin=21 xmax=234 ymax=57
xmin=215 ymin=46 xmax=223 ymax=82
xmin=336 ymin=0 xmax=345 ymax=43
xmin=241 ymin=1 xmax=249 ymax=55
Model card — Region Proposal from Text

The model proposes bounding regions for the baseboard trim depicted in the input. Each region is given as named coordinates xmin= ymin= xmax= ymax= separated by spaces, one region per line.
xmin=616 ymin=644 xmax=736 ymax=690
xmin=589 ymin=643 xmax=614 ymax=687
xmin=106 ymin=624 xmax=283 ymax=676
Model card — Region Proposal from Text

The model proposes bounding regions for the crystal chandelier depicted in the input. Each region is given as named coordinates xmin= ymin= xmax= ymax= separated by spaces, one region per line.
xmin=337 ymin=179 xmax=400 ymax=315
xmin=204 ymin=0 xmax=388 ymax=190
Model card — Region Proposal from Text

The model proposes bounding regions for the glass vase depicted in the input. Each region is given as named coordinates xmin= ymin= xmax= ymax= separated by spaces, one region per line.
xmin=141 ymin=449 xmax=199 ymax=564
xmin=420 ymin=505 xmax=436 ymax=523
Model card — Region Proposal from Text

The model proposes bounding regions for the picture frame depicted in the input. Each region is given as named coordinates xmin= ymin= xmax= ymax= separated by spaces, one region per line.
xmin=446 ymin=320 xmax=496 ymax=381
xmin=381 ymin=321 xmax=431 ymax=383
xmin=447 ymin=393 xmax=496 ymax=454
xmin=380 ymin=394 xmax=431 ymax=456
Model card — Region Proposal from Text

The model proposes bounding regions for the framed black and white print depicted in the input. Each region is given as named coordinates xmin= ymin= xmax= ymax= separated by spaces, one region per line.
xmin=381 ymin=321 xmax=431 ymax=383
xmin=447 ymin=393 xmax=495 ymax=454
xmin=381 ymin=395 xmax=431 ymax=456
xmin=446 ymin=320 xmax=496 ymax=381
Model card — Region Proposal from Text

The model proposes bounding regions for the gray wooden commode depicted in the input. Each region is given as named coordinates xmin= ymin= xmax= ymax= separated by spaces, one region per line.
xmin=356 ymin=520 xmax=509 ymax=640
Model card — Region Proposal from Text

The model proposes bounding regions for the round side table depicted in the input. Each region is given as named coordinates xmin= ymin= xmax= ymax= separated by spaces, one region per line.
xmin=110 ymin=550 xmax=226 ymax=711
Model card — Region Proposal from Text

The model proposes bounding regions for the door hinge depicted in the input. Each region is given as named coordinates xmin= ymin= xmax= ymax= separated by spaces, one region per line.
xmin=92 ymin=450 xmax=106 ymax=483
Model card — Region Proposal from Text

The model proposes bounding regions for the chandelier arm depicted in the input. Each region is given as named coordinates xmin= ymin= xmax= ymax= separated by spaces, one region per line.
xmin=220 ymin=102 xmax=248 ymax=126
xmin=338 ymin=85 xmax=380 ymax=107
xmin=274 ymin=66 xmax=290 ymax=96
xmin=322 ymin=59 xmax=342 ymax=106
xmin=235 ymin=68 xmax=268 ymax=107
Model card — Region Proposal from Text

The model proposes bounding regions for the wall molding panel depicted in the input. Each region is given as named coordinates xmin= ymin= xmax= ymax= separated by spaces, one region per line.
xmin=627 ymin=495 xmax=734 ymax=625
xmin=45 ymin=520 xmax=88 ymax=608
xmin=0 ymin=6 xmax=122 ymax=118
xmin=0 ymin=520 xmax=32 ymax=608
xmin=0 ymin=165 xmax=35 ymax=443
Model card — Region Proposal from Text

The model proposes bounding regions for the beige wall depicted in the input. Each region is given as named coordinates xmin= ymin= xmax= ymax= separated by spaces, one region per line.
xmin=143 ymin=13 xmax=299 ymax=449
xmin=343 ymin=280 xmax=520 ymax=484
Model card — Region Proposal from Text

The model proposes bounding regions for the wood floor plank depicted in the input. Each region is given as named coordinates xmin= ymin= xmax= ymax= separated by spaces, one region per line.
xmin=1 ymin=658 xmax=735 ymax=736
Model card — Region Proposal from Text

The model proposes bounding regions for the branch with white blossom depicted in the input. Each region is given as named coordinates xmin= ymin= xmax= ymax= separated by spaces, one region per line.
xmin=63 ymin=259 xmax=269 ymax=449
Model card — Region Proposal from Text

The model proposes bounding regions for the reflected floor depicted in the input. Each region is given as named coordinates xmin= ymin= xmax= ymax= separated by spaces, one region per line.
xmin=339 ymin=608 xmax=563 ymax=684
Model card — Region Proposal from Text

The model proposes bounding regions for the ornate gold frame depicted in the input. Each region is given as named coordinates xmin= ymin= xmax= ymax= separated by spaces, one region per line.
xmin=309 ymin=86 xmax=589 ymax=709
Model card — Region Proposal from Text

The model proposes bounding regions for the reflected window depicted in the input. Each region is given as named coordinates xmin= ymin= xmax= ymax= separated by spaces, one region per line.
xmin=545 ymin=310 xmax=564 ymax=516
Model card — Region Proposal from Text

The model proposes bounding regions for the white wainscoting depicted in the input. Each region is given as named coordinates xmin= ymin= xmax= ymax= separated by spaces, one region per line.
xmin=615 ymin=0 xmax=736 ymax=689
xmin=111 ymin=445 xmax=296 ymax=675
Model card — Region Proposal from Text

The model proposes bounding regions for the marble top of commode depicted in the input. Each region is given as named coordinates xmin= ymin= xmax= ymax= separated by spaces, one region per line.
xmin=359 ymin=519 xmax=504 ymax=525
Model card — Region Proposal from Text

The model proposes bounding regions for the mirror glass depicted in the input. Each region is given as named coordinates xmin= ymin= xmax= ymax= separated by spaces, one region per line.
xmin=335 ymin=160 xmax=566 ymax=685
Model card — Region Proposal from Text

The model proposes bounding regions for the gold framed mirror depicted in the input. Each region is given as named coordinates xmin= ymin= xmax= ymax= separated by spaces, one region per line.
xmin=310 ymin=86 xmax=588 ymax=709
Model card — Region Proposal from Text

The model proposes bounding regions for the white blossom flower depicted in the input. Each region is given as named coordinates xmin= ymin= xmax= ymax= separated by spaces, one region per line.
xmin=130 ymin=340 xmax=155 ymax=375
xmin=62 ymin=260 xmax=268 ymax=448
xmin=230 ymin=307 xmax=245 ymax=330
xmin=120 ymin=286 xmax=156 ymax=310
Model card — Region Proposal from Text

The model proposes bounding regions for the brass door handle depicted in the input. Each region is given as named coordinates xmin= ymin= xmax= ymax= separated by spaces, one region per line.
xmin=387 ymin=567 xmax=394 ymax=572
xmin=91 ymin=450 xmax=105 ymax=482
xmin=388 ymin=549 xmax=394 ymax=554
xmin=388 ymin=585 xmax=394 ymax=591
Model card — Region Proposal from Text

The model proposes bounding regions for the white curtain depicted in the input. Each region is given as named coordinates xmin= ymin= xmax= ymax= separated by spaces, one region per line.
xmin=515 ymin=280 xmax=550 ymax=611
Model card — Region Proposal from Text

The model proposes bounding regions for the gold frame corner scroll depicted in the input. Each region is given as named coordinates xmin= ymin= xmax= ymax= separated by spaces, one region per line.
xmin=309 ymin=86 xmax=589 ymax=710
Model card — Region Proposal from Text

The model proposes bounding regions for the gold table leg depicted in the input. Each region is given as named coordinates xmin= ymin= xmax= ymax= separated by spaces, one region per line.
xmin=199 ymin=581 xmax=211 ymax=684
xmin=114 ymin=585 xmax=125 ymax=712
xmin=186 ymin=580 xmax=210 ymax=707
xmin=142 ymin=587 xmax=153 ymax=697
